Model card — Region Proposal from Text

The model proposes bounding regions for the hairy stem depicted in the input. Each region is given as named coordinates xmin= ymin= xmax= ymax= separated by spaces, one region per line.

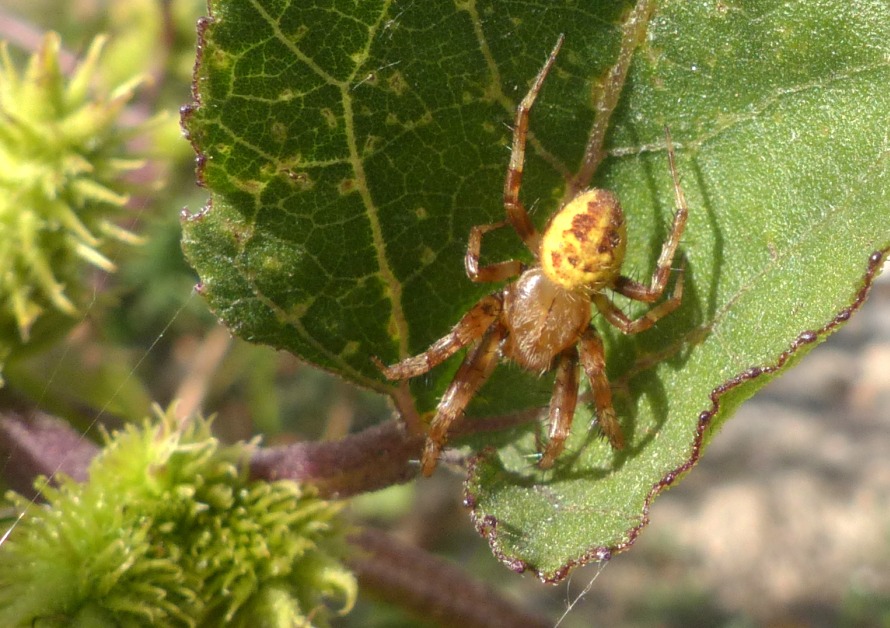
xmin=251 ymin=408 xmax=542 ymax=496
xmin=250 ymin=418 xmax=424 ymax=497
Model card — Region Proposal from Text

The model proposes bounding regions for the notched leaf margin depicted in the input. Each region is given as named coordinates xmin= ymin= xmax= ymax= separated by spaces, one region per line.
xmin=466 ymin=248 xmax=889 ymax=583
xmin=179 ymin=16 xmax=213 ymax=194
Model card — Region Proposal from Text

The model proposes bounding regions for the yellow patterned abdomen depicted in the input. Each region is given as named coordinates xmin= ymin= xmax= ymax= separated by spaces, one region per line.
xmin=540 ymin=189 xmax=627 ymax=293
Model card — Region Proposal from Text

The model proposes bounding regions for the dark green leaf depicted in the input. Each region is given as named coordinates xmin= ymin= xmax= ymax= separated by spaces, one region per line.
xmin=182 ymin=0 xmax=890 ymax=579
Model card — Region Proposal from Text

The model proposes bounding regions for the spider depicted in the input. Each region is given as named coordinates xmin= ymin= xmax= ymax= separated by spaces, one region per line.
xmin=377 ymin=35 xmax=688 ymax=476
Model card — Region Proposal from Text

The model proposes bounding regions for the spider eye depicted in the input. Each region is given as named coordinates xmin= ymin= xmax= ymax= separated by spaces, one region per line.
xmin=540 ymin=189 xmax=627 ymax=293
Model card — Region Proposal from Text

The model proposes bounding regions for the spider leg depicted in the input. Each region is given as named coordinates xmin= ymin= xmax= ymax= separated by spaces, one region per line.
xmin=579 ymin=327 xmax=625 ymax=449
xmin=503 ymin=34 xmax=565 ymax=256
xmin=538 ymin=346 xmax=580 ymax=469
xmin=422 ymin=324 xmax=506 ymax=476
xmin=465 ymin=221 xmax=524 ymax=283
xmin=374 ymin=294 xmax=502 ymax=380
xmin=593 ymin=265 xmax=684 ymax=335
xmin=613 ymin=126 xmax=688 ymax=303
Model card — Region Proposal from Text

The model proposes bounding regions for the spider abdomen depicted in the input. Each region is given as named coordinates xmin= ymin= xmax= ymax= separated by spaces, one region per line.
xmin=540 ymin=189 xmax=627 ymax=294
xmin=501 ymin=267 xmax=590 ymax=373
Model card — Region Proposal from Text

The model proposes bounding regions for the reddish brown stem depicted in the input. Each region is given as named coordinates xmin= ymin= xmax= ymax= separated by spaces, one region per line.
xmin=250 ymin=419 xmax=424 ymax=497
xmin=0 ymin=411 xmax=99 ymax=500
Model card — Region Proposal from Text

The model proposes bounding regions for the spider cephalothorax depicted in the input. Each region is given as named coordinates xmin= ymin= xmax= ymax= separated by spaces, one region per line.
xmin=378 ymin=36 xmax=688 ymax=476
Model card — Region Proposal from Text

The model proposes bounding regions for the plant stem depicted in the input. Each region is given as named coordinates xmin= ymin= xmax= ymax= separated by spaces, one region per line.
xmin=0 ymin=411 xmax=99 ymax=499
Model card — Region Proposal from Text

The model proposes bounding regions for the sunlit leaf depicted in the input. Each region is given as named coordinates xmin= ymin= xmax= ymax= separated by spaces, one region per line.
xmin=182 ymin=0 xmax=890 ymax=578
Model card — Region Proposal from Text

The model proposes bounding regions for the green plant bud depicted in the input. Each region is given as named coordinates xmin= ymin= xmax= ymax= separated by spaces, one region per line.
xmin=0 ymin=33 xmax=147 ymax=350
xmin=0 ymin=406 xmax=357 ymax=626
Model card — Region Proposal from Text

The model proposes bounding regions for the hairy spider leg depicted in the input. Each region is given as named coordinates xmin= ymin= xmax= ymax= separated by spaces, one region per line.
xmin=579 ymin=328 xmax=624 ymax=449
xmin=593 ymin=265 xmax=684 ymax=335
xmin=612 ymin=126 xmax=688 ymax=303
xmin=502 ymin=34 xmax=565 ymax=255
xmin=421 ymin=325 xmax=507 ymax=476
xmin=538 ymin=346 xmax=580 ymax=469
xmin=374 ymin=294 xmax=502 ymax=380
xmin=465 ymin=221 xmax=524 ymax=283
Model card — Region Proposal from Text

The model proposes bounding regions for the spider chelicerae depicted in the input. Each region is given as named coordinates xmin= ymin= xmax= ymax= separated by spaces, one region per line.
xmin=377 ymin=35 xmax=689 ymax=476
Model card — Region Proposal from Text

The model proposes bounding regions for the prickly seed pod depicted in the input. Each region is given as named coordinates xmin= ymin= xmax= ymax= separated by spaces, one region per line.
xmin=0 ymin=407 xmax=357 ymax=625
xmin=0 ymin=33 xmax=147 ymax=350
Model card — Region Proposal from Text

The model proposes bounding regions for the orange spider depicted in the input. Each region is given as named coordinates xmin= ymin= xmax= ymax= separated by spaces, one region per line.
xmin=377 ymin=35 xmax=688 ymax=476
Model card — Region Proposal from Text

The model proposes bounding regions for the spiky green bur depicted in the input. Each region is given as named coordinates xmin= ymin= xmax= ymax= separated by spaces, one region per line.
xmin=0 ymin=33 xmax=146 ymax=350
xmin=0 ymin=407 xmax=356 ymax=627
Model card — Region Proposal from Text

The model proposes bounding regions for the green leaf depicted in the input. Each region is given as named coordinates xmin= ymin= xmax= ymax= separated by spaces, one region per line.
xmin=182 ymin=0 xmax=890 ymax=579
